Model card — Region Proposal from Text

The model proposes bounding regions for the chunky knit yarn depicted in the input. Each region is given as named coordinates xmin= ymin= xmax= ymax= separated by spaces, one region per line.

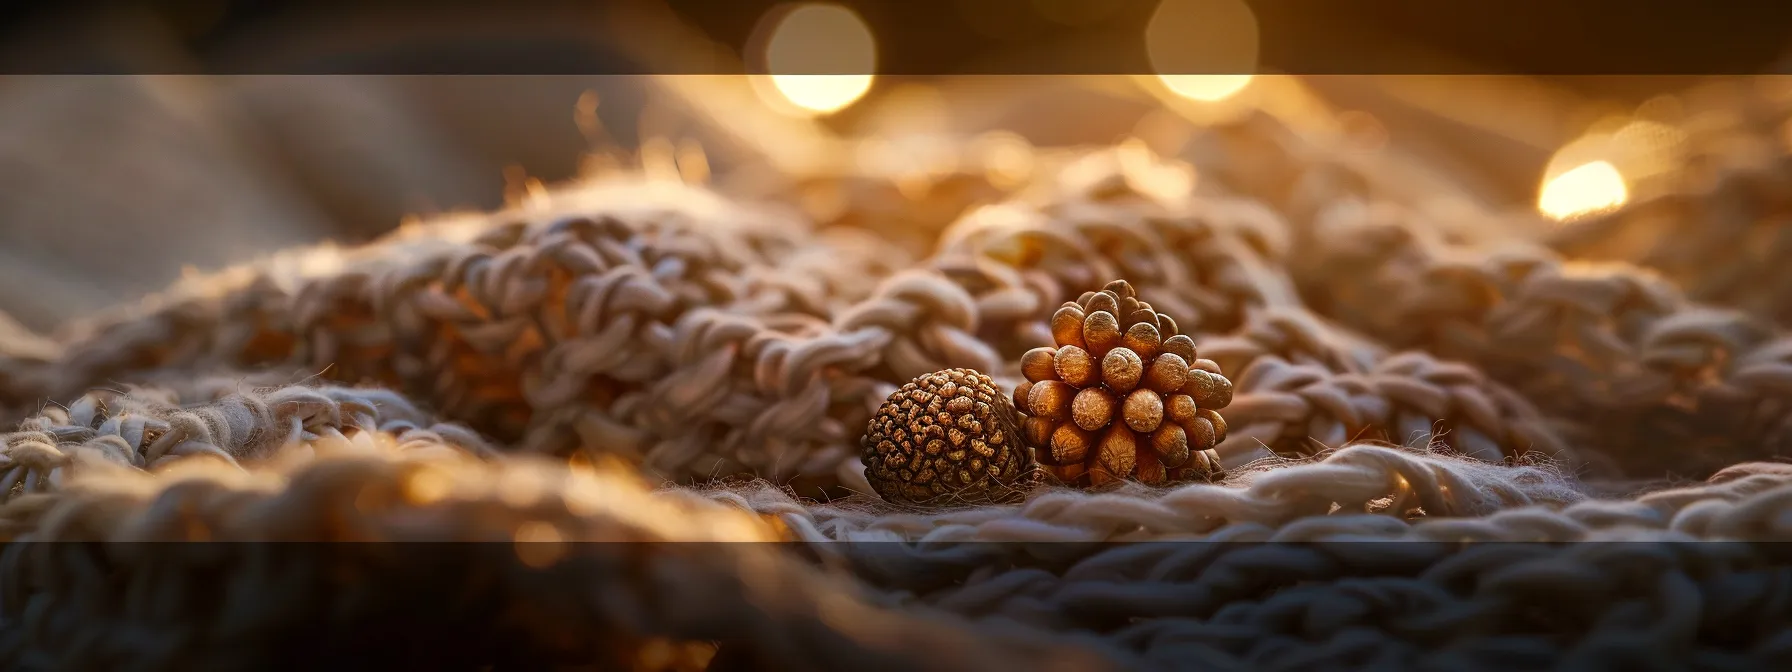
xmin=5 ymin=97 xmax=1792 ymax=671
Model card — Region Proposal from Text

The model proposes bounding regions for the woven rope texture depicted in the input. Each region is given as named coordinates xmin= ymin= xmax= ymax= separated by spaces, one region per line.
xmin=4 ymin=99 xmax=1792 ymax=670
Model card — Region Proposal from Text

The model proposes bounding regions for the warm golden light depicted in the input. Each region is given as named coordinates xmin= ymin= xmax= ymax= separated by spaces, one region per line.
xmin=1538 ymin=161 xmax=1629 ymax=221
xmin=1157 ymin=75 xmax=1254 ymax=102
xmin=402 ymin=466 xmax=452 ymax=505
xmin=1146 ymin=0 xmax=1258 ymax=103
xmin=1609 ymin=119 xmax=1686 ymax=182
xmin=514 ymin=521 xmax=567 ymax=569
xmin=970 ymin=131 xmax=1035 ymax=190
xmin=1116 ymin=137 xmax=1197 ymax=203
xmin=764 ymin=4 xmax=876 ymax=115
xmin=770 ymin=75 xmax=875 ymax=114
xmin=1537 ymin=115 xmax=1672 ymax=222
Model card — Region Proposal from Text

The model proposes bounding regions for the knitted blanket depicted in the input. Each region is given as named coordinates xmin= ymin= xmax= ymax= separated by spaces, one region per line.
xmin=3 ymin=101 xmax=1792 ymax=671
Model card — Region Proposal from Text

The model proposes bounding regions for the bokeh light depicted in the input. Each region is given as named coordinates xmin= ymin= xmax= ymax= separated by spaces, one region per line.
xmin=1146 ymin=0 xmax=1259 ymax=103
xmin=762 ymin=4 xmax=877 ymax=116
xmin=513 ymin=521 xmax=566 ymax=569
xmin=970 ymin=131 xmax=1036 ymax=190
xmin=1537 ymin=113 xmax=1687 ymax=221
xmin=1116 ymin=137 xmax=1196 ymax=203
xmin=1538 ymin=160 xmax=1628 ymax=221
xmin=1157 ymin=75 xmax=1255 ymax=102
xmin=1610 ymin=119 xmax=1687 ymax=182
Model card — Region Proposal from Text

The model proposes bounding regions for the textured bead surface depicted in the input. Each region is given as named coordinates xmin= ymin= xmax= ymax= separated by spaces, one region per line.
xmin=1015 ymin=280 xmax=1234 ymax=488
xmin=862 ymin=368 xmax=1038 ymax=505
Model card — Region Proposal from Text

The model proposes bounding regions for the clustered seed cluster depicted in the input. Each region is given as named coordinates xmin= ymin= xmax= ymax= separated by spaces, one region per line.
xmin=1014 ymin=280 xmax=1233 ymax=487
xmin=860 ymin=368 xmax=1037 ymax=505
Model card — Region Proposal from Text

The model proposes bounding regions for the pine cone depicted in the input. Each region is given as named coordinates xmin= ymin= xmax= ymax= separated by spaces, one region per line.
xmin=861 ymin=368 xmax=1039 ymax=506
xmin=1014 ymin=280 xmax=1233 ymax=487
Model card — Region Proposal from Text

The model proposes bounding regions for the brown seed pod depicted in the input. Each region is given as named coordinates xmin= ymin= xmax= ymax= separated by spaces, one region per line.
xmin=1169 ymin=449 xmax=1224 ymax=484
xmin=1101 ymin=348 xmax=1144 ymax=392
xmin=861 ymin=368 xmax=1039 ymax=506
xmin=1072 ymin=387 xmax=1118 ymax=431
xmin=1135 ymin=450 xmax=1167 ymax=486
xmin=1158 ymin=313 xmax=1180 ymax=337
xmin=1185 ymin=414 xmax=1218 ymax=451
xmin=1050 ymin=306 xmax=1087 ymax=350
xmin=1122 ymin=388 xmax=1163 ymax=433
xmin=1183 ymin=369 xmax=1235 ymax=410
xmin=1084 ymin=292 xmax=1120 ymax=317
xmin=1083 ymin=311 xmax=1123 ymax=356
xmin=1198 ymin=408 xmax=1228 ymax=444
xmin=1050 ymin=423 xmax=1095 ymax=465
xmin=1165 ymin=394 xmax=1199 ymax=426
xmin=1028 ymin=380 xmax=1074 ymax=421
xmin=1012 ymin=380 xmax=1034 ymax=413
xmin=1021 ymin=347 xmax=1058 ymax=382
xmin=1011 ymin=279 xmax=1233 ymax=488
xmin=1118 ymin=296 xmax=1142 ymax=320
xmin=1209 ymin=373 xmax=1235 ymax=409
xmin=1143 ymin=353 xmax=1188 ymax=394
xmin=1124 ymin=308 xmax=1158 ymax=331
xmin=1048 ymin=461 xmax=1088 ymax=485
xmin=1162 ymin=334 xmax=1197 ymax=363
xmin=1150 ymin=423 xmax=1190 ymax=467
xmin=1123 ymin=322 xmax=1162 ymax=360
xmin=1054 ymin=345 xmax=1100 ymax=387
xmin=1094 ymin=425 xmax=1138 ymax=483
xmin=1023 ymin=415 xmax=1056 ymax=449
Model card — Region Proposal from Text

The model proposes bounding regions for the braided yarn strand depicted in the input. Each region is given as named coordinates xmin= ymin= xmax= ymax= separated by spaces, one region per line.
xmin=6 ymin=94 xmax=1792 ymax=669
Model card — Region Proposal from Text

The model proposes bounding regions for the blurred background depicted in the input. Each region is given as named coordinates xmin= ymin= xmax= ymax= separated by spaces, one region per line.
xmin=1 ymin=0 xmax=1788 ymax=332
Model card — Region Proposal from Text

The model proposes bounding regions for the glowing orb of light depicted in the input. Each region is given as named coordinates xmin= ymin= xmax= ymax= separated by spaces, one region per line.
xmin=1157 ymin=75 xmax=1254 ymax=102
xmin=1538 ymin=160 xmax=1629 ymax=221
xmin=1146 ymin=0 xmax=1258 ymax=103
xmin=763 ymin=4 xmax=877 ymax=115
